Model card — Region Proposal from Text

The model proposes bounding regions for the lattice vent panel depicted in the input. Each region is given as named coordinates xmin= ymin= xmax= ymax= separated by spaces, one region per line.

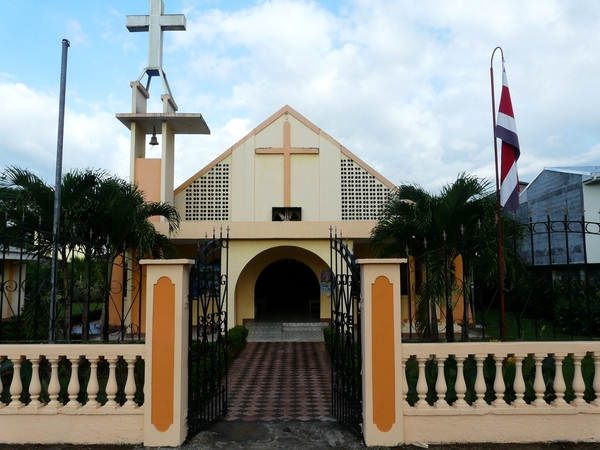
xmin=341 ymin=157 xmax=391 ymax=220
xmin=184 ymin=163 xmax=230 ymax=221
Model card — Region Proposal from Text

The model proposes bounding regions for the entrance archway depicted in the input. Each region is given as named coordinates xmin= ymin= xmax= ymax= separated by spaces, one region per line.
xmin=254 ymin=259 xmax=320 ymax=322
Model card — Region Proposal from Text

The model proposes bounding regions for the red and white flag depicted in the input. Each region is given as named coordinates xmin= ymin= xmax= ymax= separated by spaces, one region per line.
xmin=495 ymin=64 xmax=521 ymax=212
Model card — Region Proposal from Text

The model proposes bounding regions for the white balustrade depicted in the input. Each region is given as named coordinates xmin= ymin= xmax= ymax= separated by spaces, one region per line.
xmin=8 ymin=355 xmax=24 ymax=409
xmin=532 ymin=353 xmax=548 ymax=407
xmin=0 ymin=345 xmax=145 ymax=412
xmin=47 ymin=356 xmax=62 ymax=408
xmin=473 ymin=354 xmax=487 ymax=407
xmin=453 ymin=355 xmax=468 ymax=408
xmin=434 ymin=355 xmax=449 ymax=408
xmin=28 ymin=357 xmax=42 ymax=408
xmin=403 ymin=342 xmax=600 ymax=412
xmin=66 ymin=355 xmax=82 ymax=408
xmin=492 ymin=355 xmax=507 ymax=406
xmin=593 ymin=352 xmax=600 ymax=408
xmin=123 ymin=357 xmax=138 ymax=408
xmin=571 ymin=353 xmax=587 ymax=407
xmin=85 ymin=356 xmax=100 ymax=409
xmin=415 ymin=357 xmax=429 ymax=407
xmin=551 ymin=353 xmax=568 ymax=407
xmin=0 ymin=355 xmax=4 ymax=409
xmin=103 ymin=357 xmax=119 ymax=408
xmin=513 ymin=354 xmax=527 ymax=406
xmin=402 ymin=356 xmax=409 ymax=406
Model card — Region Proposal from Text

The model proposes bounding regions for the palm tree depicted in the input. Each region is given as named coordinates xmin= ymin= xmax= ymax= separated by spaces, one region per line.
xmin=371 ymin=173 xmax=498 ymax=341
xmin=0 ymin=166 xmax=180 ymax=341
xmin=0 ymin=166 xmax=179 ymax=261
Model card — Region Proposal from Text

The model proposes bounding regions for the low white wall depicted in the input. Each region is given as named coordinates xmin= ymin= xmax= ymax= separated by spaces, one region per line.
xmin=0 ymin=413 xmax=143 ymax=445
xmin=0 ymin=344 xmax=145 ymax=445
xmin=404 ymin=411 xmax=600 ymax=445
xmin=401 ymin=341 xmax=600 ymax=445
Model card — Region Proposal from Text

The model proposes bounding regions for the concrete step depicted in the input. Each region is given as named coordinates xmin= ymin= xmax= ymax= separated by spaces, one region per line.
xmin=282 ymin=322 xmax=328 ymax=331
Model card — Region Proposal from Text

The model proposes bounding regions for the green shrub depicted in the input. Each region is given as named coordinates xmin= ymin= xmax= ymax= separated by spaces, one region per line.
xmin=323 ymin=327 xmax=332 ymax=353
xmin=226 ymin=325 xmax=249 ymax=362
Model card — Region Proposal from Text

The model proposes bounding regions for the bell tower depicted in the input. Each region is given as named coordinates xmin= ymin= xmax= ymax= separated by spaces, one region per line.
xmin=116 ymin=0 xmax=210 ymax=212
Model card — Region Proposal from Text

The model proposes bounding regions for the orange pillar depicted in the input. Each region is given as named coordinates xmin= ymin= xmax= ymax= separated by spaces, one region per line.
xmin=140 ymin=259 xmax=194 ymax=447
xmin=358 ymin=258 xmax=405 ymax=447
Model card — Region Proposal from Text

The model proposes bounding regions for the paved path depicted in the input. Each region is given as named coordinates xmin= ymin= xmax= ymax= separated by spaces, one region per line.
xmin=225 ymin=341 xmax=331 ymax=421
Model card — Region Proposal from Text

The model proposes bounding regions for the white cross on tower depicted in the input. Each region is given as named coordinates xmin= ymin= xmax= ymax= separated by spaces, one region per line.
xmin=127 ymin=0 xmax=186 ymax=71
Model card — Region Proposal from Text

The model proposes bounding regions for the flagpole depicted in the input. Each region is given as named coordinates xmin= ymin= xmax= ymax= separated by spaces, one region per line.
xmin=490 ymin=46 xmax=507 ymax=341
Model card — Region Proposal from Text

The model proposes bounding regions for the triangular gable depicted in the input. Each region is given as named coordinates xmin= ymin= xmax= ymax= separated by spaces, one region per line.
xmin=174 ymin=105 xmax=395 ymax=222
xmin=175 ymin=105 xmax=395 ymax=194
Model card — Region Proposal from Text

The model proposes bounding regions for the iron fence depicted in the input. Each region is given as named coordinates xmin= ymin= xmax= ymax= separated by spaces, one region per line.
xmin=1 ymin=222 xmax=144 ymax=343
xmin=403 ymin=217 xmax=600 ymax=341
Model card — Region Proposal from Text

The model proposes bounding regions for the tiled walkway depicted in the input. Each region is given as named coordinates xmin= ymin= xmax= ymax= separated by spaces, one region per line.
xmin=225 ymin=339 xmax=332 ymax=422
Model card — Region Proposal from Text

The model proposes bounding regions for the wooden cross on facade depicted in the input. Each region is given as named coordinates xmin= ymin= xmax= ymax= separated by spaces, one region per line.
xmin=256 ymin=120 xmax=319 ymax=207
xmin=126 ymin=0 xmax=186 ymax=70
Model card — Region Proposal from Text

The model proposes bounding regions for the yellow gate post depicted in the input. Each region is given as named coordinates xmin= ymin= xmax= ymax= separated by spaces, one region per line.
xmin=358 ymin=258 xmax=405 ymax=447
xmin=140 ymin=259 xmax=194 ymax=447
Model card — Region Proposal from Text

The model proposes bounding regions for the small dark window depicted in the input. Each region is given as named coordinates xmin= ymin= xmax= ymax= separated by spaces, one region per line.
xmin=272 ymin=207 xmax=302 ymax=221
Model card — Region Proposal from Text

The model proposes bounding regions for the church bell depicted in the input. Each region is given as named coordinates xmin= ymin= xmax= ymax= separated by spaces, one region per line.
xmin=149 ymin=126 xmax=159 ymax=146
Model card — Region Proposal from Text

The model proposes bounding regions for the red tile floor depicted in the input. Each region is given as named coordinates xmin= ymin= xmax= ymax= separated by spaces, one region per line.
xmin=225 ymin=341 xmax=332 ymax=421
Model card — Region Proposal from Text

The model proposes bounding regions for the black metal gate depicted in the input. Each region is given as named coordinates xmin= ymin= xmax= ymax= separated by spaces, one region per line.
xmin=329 ymin=228 xmax=362 ymax=435
xmin=187 ymin=228 xmax=229 ymax=437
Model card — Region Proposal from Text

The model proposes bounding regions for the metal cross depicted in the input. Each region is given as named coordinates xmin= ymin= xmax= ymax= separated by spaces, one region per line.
xmin=127 ymin=0 xmax=186 ymax=70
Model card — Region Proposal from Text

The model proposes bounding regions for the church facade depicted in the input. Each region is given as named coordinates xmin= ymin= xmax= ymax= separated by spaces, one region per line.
xmin=150 ymin=104 xmax=396 ymax=325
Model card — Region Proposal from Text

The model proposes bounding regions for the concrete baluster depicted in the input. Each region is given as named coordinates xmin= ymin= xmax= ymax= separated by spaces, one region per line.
xmin=104 ymin=356 xmax=119 ymax=408
xmin=402 ymin=356 xmax=409 ymax=406
xmin=0 ymin=355 xmax=5 ymax=408
xmin=84 ymin=356 xmax=100 ymax=408
xmin=123 ymin=356 xmax=138 ymax=408
xmin=512 ymin=354 xmax=527 ymax=406
xmin=66 ymin=355 xmax=82 ymax=408
xmin=434 ymin=355 xmax=449 ymax=409
xmin=592 ymin=352 xmax=600 ymax=407
xmin=28 ymin=357 xmax=43 ymax=408
xmin=570 ymin=353 xmax=587 ymax=407
xmin=493 ymin=354 xmax=507 ymax=407
xmin=47 ymin=356 xmax=62 ymax=408
xmin=551 ymin=353 xmax=568 ymax=407
xmin=474 ymin=354 xmax=487 ymax=407
xmin=415 ymin=356 xmax=429 ymax=407
xmin=533 ymin=354 xmax=548 ymax=406
xmin=8 ymin=355 xmax=24 ymax=408
xmin=453 ymin=355 xmax=468 ymax=408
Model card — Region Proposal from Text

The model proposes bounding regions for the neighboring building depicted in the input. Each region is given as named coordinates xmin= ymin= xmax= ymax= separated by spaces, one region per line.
xmin=0 ymin=247 xmax=29 ymax=320
xmin=516 ymin=166 xmax=600 ymax=270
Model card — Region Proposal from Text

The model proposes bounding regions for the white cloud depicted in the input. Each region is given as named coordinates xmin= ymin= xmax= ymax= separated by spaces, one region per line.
xmin=0 ymin=81 xmax=129 ymax=183
xmin=3 ymin=0 xmax=600 ymax=196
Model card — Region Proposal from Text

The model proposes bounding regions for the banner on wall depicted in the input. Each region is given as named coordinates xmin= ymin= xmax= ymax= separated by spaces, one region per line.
xmin=320 ymin=269 xmax=332 ymax=296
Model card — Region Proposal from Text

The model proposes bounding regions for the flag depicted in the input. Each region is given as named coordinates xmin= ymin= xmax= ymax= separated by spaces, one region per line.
xmin=495 ymin=64 xmax=521 ymax=213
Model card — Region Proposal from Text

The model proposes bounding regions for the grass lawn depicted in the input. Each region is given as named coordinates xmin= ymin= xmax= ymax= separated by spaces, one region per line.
xmin=474 ymin=307 xmax=585 ymax=341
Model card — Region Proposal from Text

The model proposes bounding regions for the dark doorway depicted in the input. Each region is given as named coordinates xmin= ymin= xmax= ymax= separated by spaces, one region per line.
xmin=254 ymin=259 xmax=320 ymax=322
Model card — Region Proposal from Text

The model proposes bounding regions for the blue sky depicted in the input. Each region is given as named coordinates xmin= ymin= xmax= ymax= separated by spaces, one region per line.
xmin=2 ymin=0 xmax=600 ymax=194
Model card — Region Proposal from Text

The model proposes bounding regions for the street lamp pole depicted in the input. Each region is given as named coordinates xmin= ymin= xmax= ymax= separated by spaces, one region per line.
xmin=49 ymin=39 xmax=70 ymax=342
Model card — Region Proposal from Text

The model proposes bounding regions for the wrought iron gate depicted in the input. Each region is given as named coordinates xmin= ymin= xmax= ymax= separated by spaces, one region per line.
xmin=330 ymin=229 xmax=362 ymax=435
xmin=188 ymin=228 xmax=229 ymax=437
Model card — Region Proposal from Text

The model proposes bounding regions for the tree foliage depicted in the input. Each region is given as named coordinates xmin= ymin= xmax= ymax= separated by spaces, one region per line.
xmin=370 ymin=173 xmax=525 ymax=341
xmin=0 ymin=166 xmax=180 ymax=261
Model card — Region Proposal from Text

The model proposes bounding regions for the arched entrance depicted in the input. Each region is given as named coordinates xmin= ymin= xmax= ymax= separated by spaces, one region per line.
xmin=254 ymin=259 xmax=320 ymax=322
